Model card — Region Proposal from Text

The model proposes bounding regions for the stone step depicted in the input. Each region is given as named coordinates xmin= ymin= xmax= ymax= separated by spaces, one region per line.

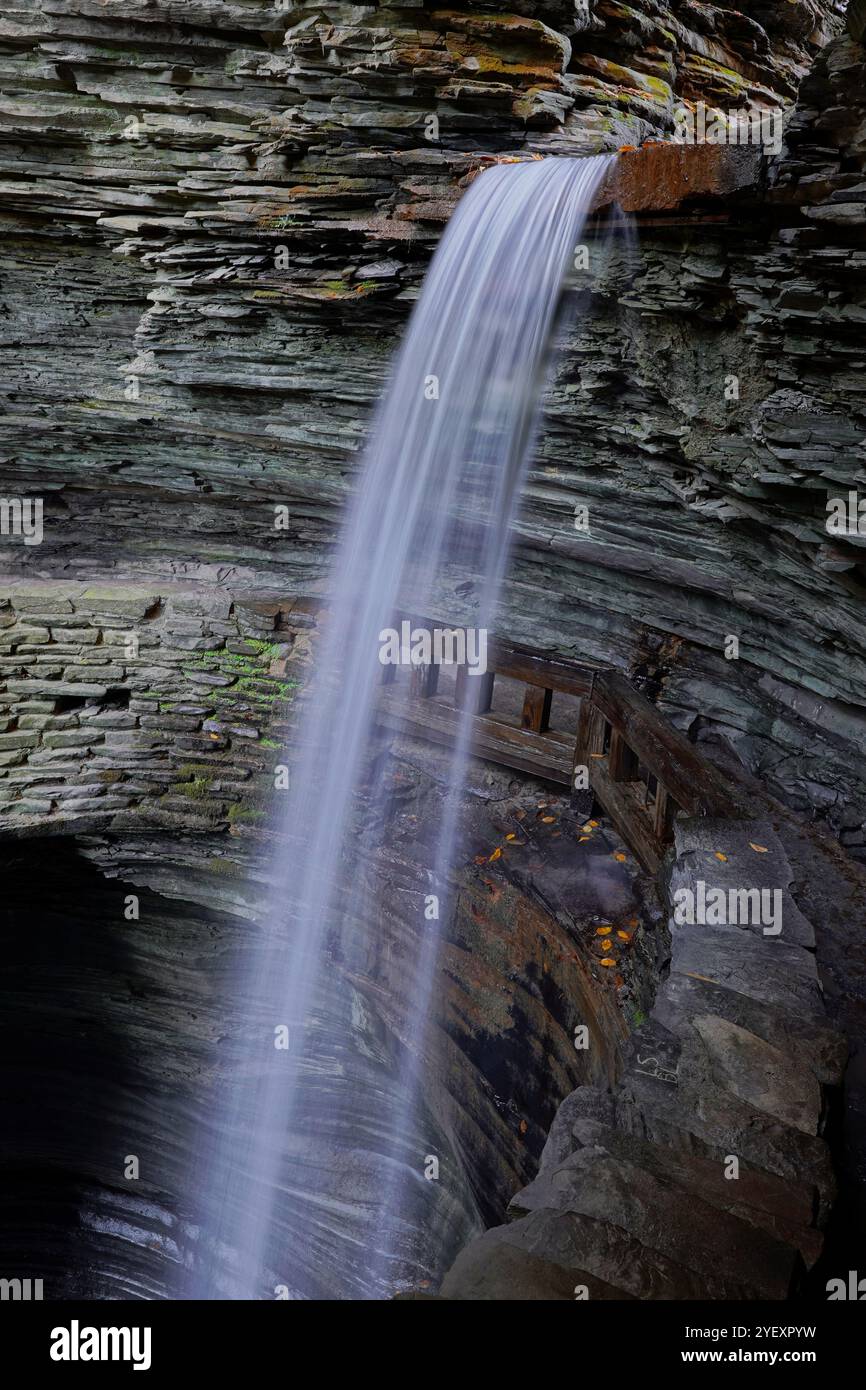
xmin=551 ymin=1109 xmax=823 ymax=1266
xmin=441 ymin=1205 xmax=777 ymax=1302
xmin=654 ymin=971 xmax=846 ymax=1087
xmin=508 ymin=1145 xmax=802 ymax=1299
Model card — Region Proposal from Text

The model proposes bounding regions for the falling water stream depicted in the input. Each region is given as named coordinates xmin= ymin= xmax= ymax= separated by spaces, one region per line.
xmin=188 ymin=153 xmax=614 ymax=1300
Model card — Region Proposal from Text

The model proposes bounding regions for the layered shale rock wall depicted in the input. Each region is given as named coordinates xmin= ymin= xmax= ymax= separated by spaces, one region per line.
xmin=2 ymin=0 xmax=865 ymax=1300
xmin=0 ymin=583 xmax=310 ymax=833
xmin=1 ymin=1 xmax=862 ymax=854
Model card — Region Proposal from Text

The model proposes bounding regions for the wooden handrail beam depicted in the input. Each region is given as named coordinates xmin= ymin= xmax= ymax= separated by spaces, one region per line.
xmin=592 ymin=671 xmax=735 ymax=819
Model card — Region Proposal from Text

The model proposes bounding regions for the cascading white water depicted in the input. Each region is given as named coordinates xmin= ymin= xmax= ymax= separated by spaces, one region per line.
xmin=187 ymin=153 xmax=613 ymax=1300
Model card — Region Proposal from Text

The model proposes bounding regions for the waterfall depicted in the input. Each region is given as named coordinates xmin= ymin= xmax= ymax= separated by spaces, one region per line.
xmin=187 ymin=153 xmax=614 ymax=1300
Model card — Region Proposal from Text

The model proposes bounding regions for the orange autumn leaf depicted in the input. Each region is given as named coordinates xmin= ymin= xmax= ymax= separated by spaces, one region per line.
xmin=589 ymin=820 xmax=599 ymax=828
xmin=601 ymin=940 xmax=613 ymax=952
xmin=473 ymin=855 xmax=487 ymax=865
xmin=749 ymin=842 xmax=769 ymax=853
xmin=590 ymin=752 xmax=605 ymax=759
xmin=505 ymin=833 xmax=516 ymax=841
xmin=613 ymin=852 xmax=627 ymax=862
xmin=596 ymin=926 xmax=612 ymax=936
xmin=489 ymin=847 xmax=502 ymax=862
xmin=714 ymin=851 xmax=728 ymax=862
xmin=541 ymin=815 xmax=556 ymax=823
xmin=617 ymin=930 xmax=631 ymax=941
xmin=599 ymin=957 xmax=617 ymax=968
xmin=578 ymin=835 xmax=590 ymax=843
xmin=519 ymin=1119 xmax=528 ymax=1134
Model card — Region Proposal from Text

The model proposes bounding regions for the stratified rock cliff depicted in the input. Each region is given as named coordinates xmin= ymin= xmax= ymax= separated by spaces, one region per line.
xmin=1 ymin=1 xmax=861 ymax=848
xmin=1 ymin=0 xmax=865 ymax=1301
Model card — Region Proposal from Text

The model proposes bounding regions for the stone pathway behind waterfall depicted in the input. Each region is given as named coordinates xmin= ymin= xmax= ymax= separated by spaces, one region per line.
xmin=440 ymin=810 xmax=859 ymax=1300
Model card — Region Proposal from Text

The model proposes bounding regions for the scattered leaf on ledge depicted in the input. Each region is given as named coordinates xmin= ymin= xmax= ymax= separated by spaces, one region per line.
xmin=505 ymin=832 xmax=516 ymax=841
xmin=519 ymin=1119 xmax=528 ymax=1134
xmin=714 ymin=851 xmax=728 ymax=862
xmin=599 ymin=957 xmax=617 ymax=968
xmin=617 ymin=930 xmax=631 ymax=941
xmin=541 ymin=815 xmax=556 ymax=823
xmin=614 ymin=852 xmax=627 ymax=862
xmin=749 ymin=842 xmax=769 ymax=853
xmin=601 ymin=940 xmax=613 ymax=952
xmin=596 ymin=926 xmax=612 ymax=936
xmin=489 ymin=847 xmax=502 ymax=862
xmin=578 ymin=835 xmax=590 ymax=843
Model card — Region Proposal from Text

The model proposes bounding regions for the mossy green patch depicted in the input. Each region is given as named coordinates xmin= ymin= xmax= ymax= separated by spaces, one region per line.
xmin=227 ymin=803 xmax=266 ymax=825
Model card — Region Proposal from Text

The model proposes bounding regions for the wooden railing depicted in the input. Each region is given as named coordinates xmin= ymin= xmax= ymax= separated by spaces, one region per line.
xmin=375 ymin=622 xmax=737 ymax=873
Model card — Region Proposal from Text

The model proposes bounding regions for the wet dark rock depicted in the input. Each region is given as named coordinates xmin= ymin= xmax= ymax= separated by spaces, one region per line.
xmin=1 ymin=0 xmax=865 ymax=1303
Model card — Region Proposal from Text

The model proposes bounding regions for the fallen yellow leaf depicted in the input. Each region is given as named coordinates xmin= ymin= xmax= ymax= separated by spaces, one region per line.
xmin=614 ymin=852 xmax=627 ymax=862
xmin=596 ymin=926 xmax=612 ymax=936
xmin=489 ymin=847 xmax=502 ymax=862
xmin=599 ymin=957 xmax=617 ymax=968
xmin=578 ymin=835 xmax=590 ymax=843
xmin=541 ymin=815 xmax=556 ymax=824
xmin=714 ymin=851 xmax=728 ymax=862
xmin=589 ymin=820 xmax=599 ymax=828
xmin=505 ymin=833 xmax=516 ymax=841
xmin=749 ymin=842 xmax=769 ymax=853
xmin=601 ymin=940 xmax=613 ymax=952
xmin=617 ymin=930 xmax=630 ymax=941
